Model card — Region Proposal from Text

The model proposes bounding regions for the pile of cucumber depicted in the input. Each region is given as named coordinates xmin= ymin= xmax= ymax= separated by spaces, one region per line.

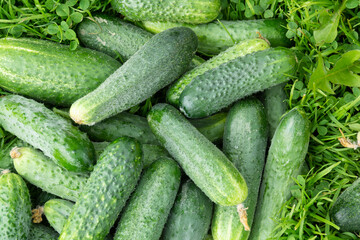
xmin=3 ymin=0 xmax=355 ymax=239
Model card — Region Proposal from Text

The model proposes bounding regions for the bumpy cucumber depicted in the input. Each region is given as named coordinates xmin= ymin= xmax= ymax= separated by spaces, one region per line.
xmin=179 ymin=48 xmax=297 ymax=118
xmin=262 ymin=83 xmax=288 ymax=138
xmin=29 ymin=224 xmax=59 ymax=240
xmin=0 ymin=38 xmax=120 ymax=106
xmin=12 ymin=147 xmax=88 ymax=202
xmin=249 ymin=109 xmax=310 ymax=240
xmin=189 ymin=112 xmax=227 ymax=143
xmin=81 ymin=111 xmax=159 ymax=144
xmin=44 ymin=199 xmax=74 ymax=234
xmin=212 ymin=98 xmax=268 ymax=240
xmin=167 ymin=39 xmax=269 ymax=106
xmin=114 ymin=158 xmax=181 ymax=240
xmin=70 ymin=27 xmax=197 ymax=125
xmin=0 ymin=171 xmax=31 ymax=239
xmin=330 ymin=178 xmax=360 ymax=232
xmin=0 ymin=95 xmax=95 ymax=172
xmin=59 ymin=137 xmax=143 ymax=240
xmin=142 ymin=19 xmax=291 ymax=55
xmin=162 ymin=179 xmax=213 ymax=240
xmin=112 ymin=0 xmax=220 ymax=24
xmin=147 ymin=104 xmax=247 ymax=206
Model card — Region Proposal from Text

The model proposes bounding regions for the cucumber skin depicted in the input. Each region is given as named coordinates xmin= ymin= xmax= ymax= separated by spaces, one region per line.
xmin=147 ymin=104 xmax=248 ymax=206
xmin=162 ymin=180 xmax=213 ymax=240
xmin=0 ymin=95 xmax=95 ymax=172
xmin=179 ymin=48 xmax=297 ymax=118
xmin=0 ymin=38 xmax=120 ymax=106
xmin=0 ymin=138 xmax=29 ymax=170
xmin=212 ymin=98 xmax=268 ymax=240
xmin=29 ymin=224 xmax=59 ymax=240
xmin=12 ymin=147 xmax=88 ymax=202
xmin=167 ymin=39 xmax=270 ymax=106
xmin=330 ymin=178 xmax=360 ymax=232
xmin=249 ymin=109 xmax=310 ymax=240
xmin=112 ymin=0 xmax=220 ymax=24
xmin=143 ymin=19 xmax=291 ymax=55
xmin=262 ymin=83 xmax=288 ymax=138
xmin=44 ymin=199 xmax=74 ymax=234
xmin=0 ymin=172 xmax=32 ymax=240
xmin=189 ymin=112 xmax=227 ymax=143
xmin=59 ymin=137 xmax=143 ymax=240
xmin=70 ymin=27 xmax=197 ymax=125
xmin=114 ymin=158 xmax=181 ymax=240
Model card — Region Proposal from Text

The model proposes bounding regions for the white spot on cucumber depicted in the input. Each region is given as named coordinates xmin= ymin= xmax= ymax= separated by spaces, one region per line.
xmin=96 ymin=37 xmax=106 ymax=46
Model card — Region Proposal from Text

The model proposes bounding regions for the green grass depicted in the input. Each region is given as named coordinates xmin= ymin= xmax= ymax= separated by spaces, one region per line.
xmin=1 ymin=0 xmax=360 ymax=239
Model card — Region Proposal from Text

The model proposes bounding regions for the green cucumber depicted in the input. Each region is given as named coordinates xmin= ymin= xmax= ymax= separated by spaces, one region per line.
xmin=249 ymin=109 xmax=310 ymax=240
xmin=0 ymin=38 xmax=120 ymax=106
xmin=162 ymin=179 xmax=213 ymax=240
xmin=0 ymin=138 xmax=29 ymax=170
xmin=262 ymin=83 xmax=288 ymax=138
xmin=212 ymin=98 xmax=268 ymax=240
xmin=189 ymin=112 xmax=227 ymax=143
xmin=11 ymin=147 xmax=88 ymax=202
xmin=112 ymin=0 xmax=220 ymax=24
xmin=330 ymin=178 xmax=360 ymax=232
xmin=179 ymin=48 xmax=297 ymax=118
xmin=147 ymin=104 xmax=247 ymax=206
xmin=142 ymin=19 xmax=291 ymax=55
xmin=114 ymin=157 xmax=181 ymax=240
xmin=0 ymin=171 xmax=32 ymax=239
xmin=70 ymin=27 xmax=197 ymax=125
xmin=0 ymin=95 xmax=95 ymax=172
xmin=29 ymin=224 xmax=58 ymax=240
xmin=167 ymin=39 xmax=269 ymax=106
xmin=81 ymin=111 xmax=159 ymax=144
xmin=59 ymin=137 xmax=143 ymax=240
xmin=44 ymin=199 xmax=74 ymax=234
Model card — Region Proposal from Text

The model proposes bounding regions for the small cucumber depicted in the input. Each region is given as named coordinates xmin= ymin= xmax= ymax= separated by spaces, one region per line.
xmin=112 ymin=0 xmax=221 ymax=24
xmin=189 ymin=112 xmax=227 ymax=143
xmin=249 ymin=109 xmax=310 ymax=240
xmin=179 ymin=48 xmax=297 ymax=118
xmin=70 ymin=27 xmax=197 ymax=125
xmin=262 ymin=83 xmax=288 ymax=138
xmin=44 ymin=199 xmax=74 ymax=234
xmin=162 ymin=179 xmax=213 ymax=240
xmin=147 ymin=104 xmax=247 ymax=206
xmin=142 ymin=19 xmax=291 ymax=55
xmin=330 ymin=178 xmax=360 ymax=232
xmin=0 ymin=95 xmax=95 ymax=172
xmin=0 ymin=37 xmax=120 ymax=106
xmin=0 ymin=171 xmax=32 ymax=239
xmin=167 ymin=39 xmax=269 ymax=106
xmin=11 ymin=147 xmax=88 ymax=202
xmin=212 ymin=98 xmax=268 ymax=240
xmin=114 ymin=158 xmax=181 ymax=240
xmin=29 ymin=224 xmax=58 ymax=240
xmin=59 ymin=137 xmax=143 ymax=240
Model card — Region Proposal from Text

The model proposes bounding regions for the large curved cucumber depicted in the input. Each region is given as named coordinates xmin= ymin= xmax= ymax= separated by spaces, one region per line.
xmin=179 ymin=48 xmax=297 ymax=118
xmin=249 ymin=109 xmax=310 ymax=240
xmin=142 ymin=19 xmax=291 ymax=55
xmin=212 ymin=98 xmax=268 ymax=240
xmin=167 ymin=39 xmax=269 ymax=106
xmin=70 ymin=27 xmax=197 ymax=125
xmin=162 ymin=179 xmax=213 ymax=240
xmin=112 ymin=0 xmax=221 ymax=24
xmin=147 ymin=104 xmax=247 ymax=206
xmin=0 ymin=38 xmax=120 ymax=106
xmin=0 ymin=171 xmax=32 ymax=240
xmin=59 ymin=137 xmax=143 ymax=240
xmin=11 ymin=147 xmax=88 ymax=202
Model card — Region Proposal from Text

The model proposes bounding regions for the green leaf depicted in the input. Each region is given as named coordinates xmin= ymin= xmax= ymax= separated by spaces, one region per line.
xmin=45 ymin=0 xmax=56 ymax=10
xmin=79 ymin=0 xmax=90 ymax=10
xmin=66 ymin=0 xmax=78 ymax=7
xmin=47 ymin=23 xmax=59 ymax=34
xmin=317 ymin=126 xmax=328 ymax=136
xmin=70 ymin=12 xmax=83 ymax=23
xmin=328 ymin=50 xmax=360 ymax=87
xmin=9 ymin=25 xmax=24 ymax=37
xmin=60 ymin=21 xmax=69 ymax=31
xmin=70 ymin=40 xmax=78 ymax=50
xmin=308 ymin=55 xmax=334 ymax=94
xmin=264 ymin=9 xmax=273 ymax=18
xmin=313 ymin=8 xmax=342 ymax=45
xmin=56 ymin=4 xmax=69 ymax=17
xmin=0 ymin=127 xmax=4 ymax=138
xmin=346 ymin=0 xmax=359 ymax=9
xmin=64 ymin=29 xmax=76 ymax=40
